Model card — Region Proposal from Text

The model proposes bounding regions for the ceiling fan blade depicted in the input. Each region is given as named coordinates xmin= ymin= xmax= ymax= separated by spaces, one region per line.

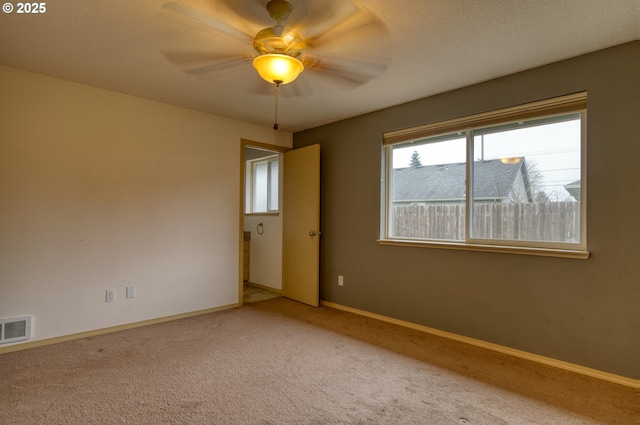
xmin=304 ymin=6 xmax=390 ymax=53
xmin=211 ymin=0 xmax=276 ymax=27
xmin=162 ymin=50 xmax=254 ymax=65
xmin=161 ymin=50 xmax=252 ymax=77
xmin=184 ymin=60 xmax=246 ymax=77
xmin=291 ymin=1 xmax=359 ymax=41
xmin=305 ymin=53 xmax=390 ymax=87
xmin=158 ymin=1 xmax=253 ymax=44
xmin=281 ymin=74 xmax=314 ymax=98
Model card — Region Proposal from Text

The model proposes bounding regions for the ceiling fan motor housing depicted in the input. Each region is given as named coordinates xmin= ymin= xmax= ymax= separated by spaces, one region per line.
xmin=254 ymin=0 xmax=303 ymax=58
xmin=253 ymin=25 xmax=304 ymax=57
xmin=266 ymin=0 xmax=293 ymax=23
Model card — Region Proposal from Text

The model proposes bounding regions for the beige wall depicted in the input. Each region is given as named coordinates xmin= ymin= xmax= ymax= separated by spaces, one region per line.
xmin=0 ymin=65 xmax=291 ymax=344
xmin=293 ymin=42 xmax=640 ymax=379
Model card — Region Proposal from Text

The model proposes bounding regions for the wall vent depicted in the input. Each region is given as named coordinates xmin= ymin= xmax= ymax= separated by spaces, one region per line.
xmin=0 ymin=316 xmax=32 ymax=344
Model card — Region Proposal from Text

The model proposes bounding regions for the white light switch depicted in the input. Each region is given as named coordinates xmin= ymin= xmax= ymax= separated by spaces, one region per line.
xmin=126 ymin=286 xmax=135 ymax=299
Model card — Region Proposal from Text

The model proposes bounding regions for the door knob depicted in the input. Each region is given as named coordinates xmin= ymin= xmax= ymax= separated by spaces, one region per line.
xmin=309 ymin=231 xmax=317 ymax=237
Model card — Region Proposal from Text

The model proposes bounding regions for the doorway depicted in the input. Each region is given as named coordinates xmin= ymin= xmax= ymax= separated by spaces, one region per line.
xmin=240 ymin=140 xmax=289 ymax=305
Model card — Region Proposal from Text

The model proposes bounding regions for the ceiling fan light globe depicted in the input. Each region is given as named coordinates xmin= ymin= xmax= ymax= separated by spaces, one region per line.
xmin=253 ymin=54 xmax=304 ymax=85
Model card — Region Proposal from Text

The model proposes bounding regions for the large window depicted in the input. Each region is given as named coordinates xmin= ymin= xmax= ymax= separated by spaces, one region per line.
xmin=246 ymin=154 xmax=279 ymax=214
xmin=381 ymin=93 xmax=587 ymax=256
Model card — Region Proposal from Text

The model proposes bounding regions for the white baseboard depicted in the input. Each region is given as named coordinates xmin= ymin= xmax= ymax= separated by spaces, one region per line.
xmin=246 ymin=282 xmax=282 ymax=294
xmin=321 ymin=300 xmax=639 ymax=389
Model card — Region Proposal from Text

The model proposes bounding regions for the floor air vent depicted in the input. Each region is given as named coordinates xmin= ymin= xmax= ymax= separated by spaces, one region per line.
xmin=0 ymin=316 xmax=31 ymax=344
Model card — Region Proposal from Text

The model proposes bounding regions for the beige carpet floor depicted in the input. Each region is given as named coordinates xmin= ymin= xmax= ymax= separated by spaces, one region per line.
xmin=1 ymin=297 xmax=637 ymax=425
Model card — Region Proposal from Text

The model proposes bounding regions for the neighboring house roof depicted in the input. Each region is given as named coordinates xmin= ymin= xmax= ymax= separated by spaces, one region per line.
xmin=564 ymin=180 xmax=580 ymax=201
xmin=393 ymin=158 xmax=530 ymax=203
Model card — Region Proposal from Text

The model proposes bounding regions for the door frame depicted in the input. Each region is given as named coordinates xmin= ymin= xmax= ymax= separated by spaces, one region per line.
xmin=239 ymin=139 xmax=290 ymax=306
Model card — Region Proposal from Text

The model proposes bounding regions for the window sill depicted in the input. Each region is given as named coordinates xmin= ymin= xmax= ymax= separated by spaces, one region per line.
xmin=377 ymin=239 xmax=590 ymax=259
xmin=245 ymin=212 xmax=280 ymax=216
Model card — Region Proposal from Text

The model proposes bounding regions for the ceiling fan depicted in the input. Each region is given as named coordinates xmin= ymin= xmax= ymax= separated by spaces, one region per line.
xmin=158 ymin=0 xmax=391 ymax=128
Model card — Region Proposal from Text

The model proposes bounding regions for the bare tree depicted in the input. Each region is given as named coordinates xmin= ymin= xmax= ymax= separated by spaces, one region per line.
xmin=524 ymin=159 xmax=549 ymax=203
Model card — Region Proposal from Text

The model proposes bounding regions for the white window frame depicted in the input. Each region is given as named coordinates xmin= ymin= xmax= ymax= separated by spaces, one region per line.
xmin=379 ymin=92 xmax=588 ymax=259
xmin=246 ymin=154 xmax=279 ymax=214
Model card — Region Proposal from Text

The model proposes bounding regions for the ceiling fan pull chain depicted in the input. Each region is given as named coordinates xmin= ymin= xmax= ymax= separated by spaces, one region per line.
xmin=273 ymin=83 xmax=280 ymax=130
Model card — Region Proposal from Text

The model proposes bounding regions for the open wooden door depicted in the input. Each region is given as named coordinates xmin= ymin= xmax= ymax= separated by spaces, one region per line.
xmin=282 ymin=144 xmax=320 ymax=306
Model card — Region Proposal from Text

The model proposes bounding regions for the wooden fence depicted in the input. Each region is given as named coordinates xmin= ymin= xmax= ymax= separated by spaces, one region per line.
xmin=392 ymin=202 xmax=580 ymax=243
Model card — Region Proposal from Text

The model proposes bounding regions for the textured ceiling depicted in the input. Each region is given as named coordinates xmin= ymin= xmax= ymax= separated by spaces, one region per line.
xmin=0 ymin=0 xmax=638 ymax=132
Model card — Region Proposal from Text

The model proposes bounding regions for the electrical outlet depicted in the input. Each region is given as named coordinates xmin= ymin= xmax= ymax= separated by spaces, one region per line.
xmin=105 ymin=289 xmax=115 ymax=303
xmin=338 ymin=275 xmax=344 ymax=286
